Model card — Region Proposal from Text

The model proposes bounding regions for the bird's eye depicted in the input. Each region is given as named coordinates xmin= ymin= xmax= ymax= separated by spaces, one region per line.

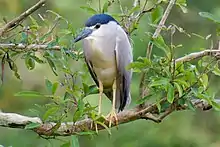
xmin=94 ymin=23 xmax=101 ymax=29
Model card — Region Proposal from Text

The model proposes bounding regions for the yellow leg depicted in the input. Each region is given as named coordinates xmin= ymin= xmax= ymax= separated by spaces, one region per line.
xmin=93 ymin=80 xmax=104 ymax=133
xmin=107 ymin=79 xmax=118 ymax=127
xmin=98 ymin=80 xmax=103 ymax=115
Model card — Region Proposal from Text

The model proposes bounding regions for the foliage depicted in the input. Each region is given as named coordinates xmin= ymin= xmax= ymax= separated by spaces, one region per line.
xmin=1 ymin=0 xmax=220 ymax=147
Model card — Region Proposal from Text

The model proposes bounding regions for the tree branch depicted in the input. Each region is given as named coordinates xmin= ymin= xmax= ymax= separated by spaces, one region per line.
xmin=0 ymin=0 xmax=46 ymax=37
xmin=175 ymin=49 xmax=220 ymax=63
xmin=0 ymin=43 xmax=62 ymax=51
xmin=0 ymin=99 xmax=214 ymax=136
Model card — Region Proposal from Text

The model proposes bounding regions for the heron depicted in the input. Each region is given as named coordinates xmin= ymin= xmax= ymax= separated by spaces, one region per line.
xmin=74 ymin=14 xmax=133 ymax=126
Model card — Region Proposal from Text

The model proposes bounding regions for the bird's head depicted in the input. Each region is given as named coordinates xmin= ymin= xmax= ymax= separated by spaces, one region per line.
xmin=74 ymin=14 xmax=119 ymax=43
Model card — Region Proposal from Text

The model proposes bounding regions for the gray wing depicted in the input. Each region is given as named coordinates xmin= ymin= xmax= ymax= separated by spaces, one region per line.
xmin=114 ymin=26 xmax=133 ymax=112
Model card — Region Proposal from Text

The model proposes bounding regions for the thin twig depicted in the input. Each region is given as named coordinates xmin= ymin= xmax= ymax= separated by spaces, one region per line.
xmin=146 ymin=0 xmax=176 ymax=58
xmin=0 ymin=0 xmax=46 ymax=37
xmin=133 ymin=0 xmax=140 ymax=7
xmin=130 ymin=0 xmax=162 ymax=34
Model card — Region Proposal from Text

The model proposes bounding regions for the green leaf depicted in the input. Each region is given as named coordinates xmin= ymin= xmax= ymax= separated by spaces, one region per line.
xmin=136 ymin=94 xmax=154 ymax=104
xmin=127 ymin=62 xmax=146 ymax=72
xmin=76 ymin=131 xmax=96 ymax=136
xmin=43 ymin=106 xmax=59 ymax=120
xmin=177 ymin=4 xmax=188 ymax=13
xmin=199 ymin=12 xmax=220 ymax=24
xmin=73 ymin=99 xmax=84 ymax=122
xmin=150 ymin=78 xmax=169 ymax=87
xmin=174 ymin=82 xmax=183 ymax=97
xmin=30 ymin=55 xmax=45 ymax=64
xmin=88 ymin=85 xmax=99 ymax=95
xmin=64 ymin=92 xmax=72 ymax=100
xmin=25 ymin=57 xmax=35 ymax=70
xmin=45 ymin=56 xmax=58 ymax=76
xmin=177 ymin=0 xmax=186 ymax=5
xmin=151 ymin=5 xmax=163 ymax=24
xmin=52 ymin=82 xmax=59 ymax=95
xmin=176 ymin=0 xmax=187 ymax=13
xmin=186 ymin=99 xmax=195 ymax=111
xmin=178 ymin=98 xmax=185 ymax=105
xmin=6 ymin=59 xmax=21 ymax=80
xmin=47 ymin=39 xmax=59 ymax=48
xmin=14 ymin=91 xmax=43 ymax=97
xmin=211 ymin=100 xmax=220 ymax=110
xmin=14 ymin=72 xmax=21 ymax=80
xmin=151 ymin=35 xmax=170 ymax=54
xmin=167 ymin=83 xmax=174 ymax=103
xmin=174 ymin=79 xmax=190 ymax=88
xmin=137 ymin=56 xmax=152 ymax=66
xmin=212 ymin=65 xmax=220 ymax=76
xmin=21 ymin=32 xmax=28 ymax=44
xmin=45 ymin=78 xmax=53 ymax=93
xmin=102 ymin=1 xmax=110 ymax=13
xmin=80 ymin=6 xmax=97 ymax=14
xmin=200 ymin=74 xmax=208 ymax=89
xmin=128 ymin=6 xmax=140 ymax=15
xmin=73 ymin=111 xmax=82 ymax=122
xmin=29 ymin=15 xmax=39 ymax=29
xmin=61 ymin=142 xmax=71 ymax=147
xmin=25 ymin=122 xmax=41 ymax=129
xmin=83 ymin=83 xmax=89 ymax=96
xmin=71 ymin=135 xmax=79 ymax=147
xmin=156 ymin=100 xmax=161 ymax=113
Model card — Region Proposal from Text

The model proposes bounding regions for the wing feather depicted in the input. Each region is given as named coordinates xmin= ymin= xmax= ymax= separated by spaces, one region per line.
xmin=114 ymin=26 xmax=133 ymax=112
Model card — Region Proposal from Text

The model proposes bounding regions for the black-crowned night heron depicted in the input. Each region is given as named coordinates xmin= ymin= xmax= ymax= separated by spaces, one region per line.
xmin=74 ymin=14 xmax=133 ymax=126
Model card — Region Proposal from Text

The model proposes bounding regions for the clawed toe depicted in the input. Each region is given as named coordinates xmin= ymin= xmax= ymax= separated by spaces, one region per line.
xmin=106 ymin=110 xmax=118 ymax=127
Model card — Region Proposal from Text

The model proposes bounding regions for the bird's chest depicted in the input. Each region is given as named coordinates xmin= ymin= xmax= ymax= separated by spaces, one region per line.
xmin=86 ymin=39 xmax=117 ymax=87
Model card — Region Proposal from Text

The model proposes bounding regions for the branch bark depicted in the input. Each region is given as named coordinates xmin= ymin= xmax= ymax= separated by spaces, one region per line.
xmin=175 ymin=49 xmax=220 ymax=63
xmin=0 ymin=0 xmax=46 ymax=36
xmin=0 ymin=43 xmax=62 ymax=51
xmin=0 ymin=99 xmax=213 ymax=136
xmin=1 ymin=44 xmax=219 ymax=63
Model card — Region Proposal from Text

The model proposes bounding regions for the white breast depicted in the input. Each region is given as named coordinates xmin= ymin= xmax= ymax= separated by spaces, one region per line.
xmin=85 ymin=38 xmax=117 ymax=87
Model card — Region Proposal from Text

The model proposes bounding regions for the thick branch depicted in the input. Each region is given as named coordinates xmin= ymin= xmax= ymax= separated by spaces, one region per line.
xmin=0 ymin=99 xmax=213 ymax=136
xmin=0 ymin=0 xmax=46 ymax=36
xmin=175 ymin=49 xmax=220 ymax=63
xmin=0 ymin=43 xmax=62 ymax=51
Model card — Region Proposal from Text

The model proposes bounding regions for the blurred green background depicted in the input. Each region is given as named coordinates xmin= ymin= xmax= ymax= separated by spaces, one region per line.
xmin=0 ymin=0 xmax=220 ymax=147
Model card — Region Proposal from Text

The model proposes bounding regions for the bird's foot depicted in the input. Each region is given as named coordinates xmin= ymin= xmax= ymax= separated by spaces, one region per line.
xmin=106 ymin=110 xmax=118 ymax=128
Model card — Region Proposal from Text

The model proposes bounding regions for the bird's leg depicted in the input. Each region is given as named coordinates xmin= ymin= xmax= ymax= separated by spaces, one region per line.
xmin=98 ymin=80 xmax=103 ymax=115
xmin=107 ymin=78 xmax=118 ymax=127
xmin=92 ymin=80 xmax=104 ymax=133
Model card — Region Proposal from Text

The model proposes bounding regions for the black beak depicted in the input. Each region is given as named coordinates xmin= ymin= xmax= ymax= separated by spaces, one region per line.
xmin=74 ymin=28 xmax=93 ymax=43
